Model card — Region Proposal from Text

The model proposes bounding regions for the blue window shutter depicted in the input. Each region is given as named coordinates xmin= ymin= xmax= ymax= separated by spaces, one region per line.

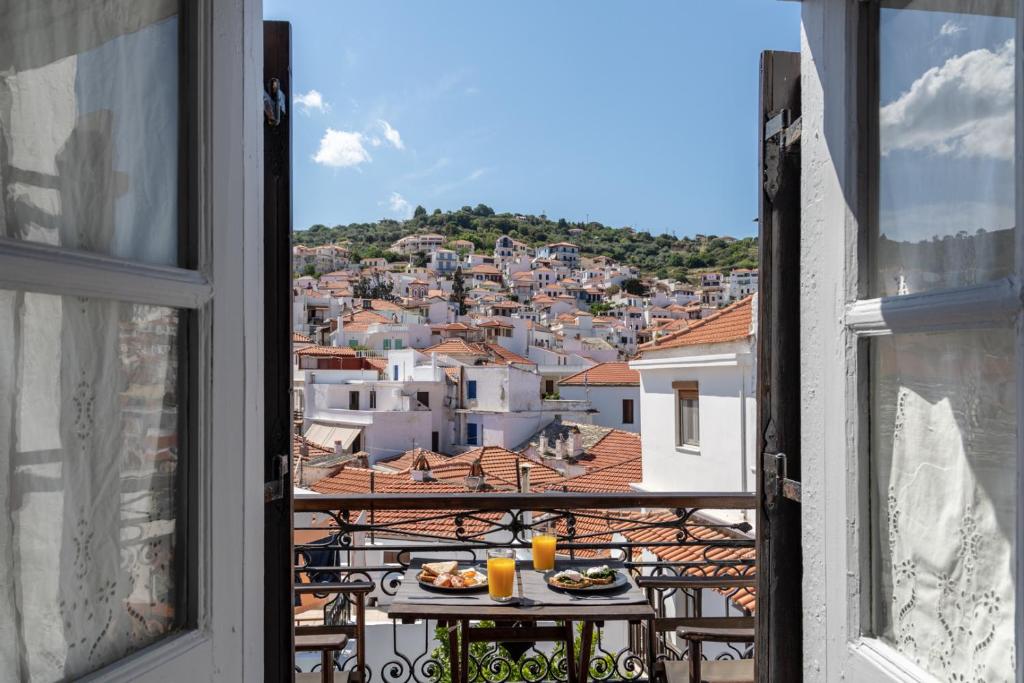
xmin=467 ymin=380 xmax=477 ymax=399
xmin=467 ymin=423 xmax=478 ymax=445
xmin=393 ymin=365 xmax=399 ymax=380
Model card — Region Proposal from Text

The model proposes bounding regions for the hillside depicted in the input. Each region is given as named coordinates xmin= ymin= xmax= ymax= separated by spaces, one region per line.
xmin=294 ymin=204 xmax=758 ymax=281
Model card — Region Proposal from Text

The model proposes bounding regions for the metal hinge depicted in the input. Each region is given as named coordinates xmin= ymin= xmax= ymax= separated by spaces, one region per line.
xmin=764 ymin=110 xmax=801 ymax=149
xmin=264 ymin=454 xmax=290 ymax=503
xmin=764 ymin=452 xmax=802 ymax=507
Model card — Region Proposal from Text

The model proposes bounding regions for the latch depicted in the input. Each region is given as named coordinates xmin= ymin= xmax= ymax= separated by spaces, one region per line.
xmin=763 ymin=109 xmax=802 ymax=201
xmin=764 ymin=452 xmax=801 ymax=507
xmin=264 ymin=454 xmax=290 ymax=503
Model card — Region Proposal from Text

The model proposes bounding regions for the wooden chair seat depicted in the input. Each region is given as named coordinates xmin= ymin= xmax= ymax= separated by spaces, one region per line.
xmin=295 ymin=633 xmax=348 ymax=651
xmin=661 ymin=658 xmax=754 ymax=683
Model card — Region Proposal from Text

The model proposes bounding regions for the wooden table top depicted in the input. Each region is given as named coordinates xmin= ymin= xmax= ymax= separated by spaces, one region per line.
xmin=386 ymin=559 xmax=655 ymax=623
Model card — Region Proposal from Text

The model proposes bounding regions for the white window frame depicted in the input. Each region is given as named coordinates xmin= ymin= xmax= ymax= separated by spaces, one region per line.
xmin=800 ymin=1 xmax=1023 ymax=681
xmin=0 ymin=0 xmax=264 ymax=680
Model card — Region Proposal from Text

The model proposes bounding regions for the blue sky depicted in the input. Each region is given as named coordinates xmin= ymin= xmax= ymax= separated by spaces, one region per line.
xmin=263 ymin=1 xmax=800 ymax=238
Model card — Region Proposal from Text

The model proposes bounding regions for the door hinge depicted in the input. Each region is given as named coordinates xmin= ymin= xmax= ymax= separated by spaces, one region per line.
xmin=763 ymin=110 xmax=801 ymax=201
xmin=264 ymin=454 xmax=290 ymax=503
xmin=764 ymin=452 xmax=801 ymax=507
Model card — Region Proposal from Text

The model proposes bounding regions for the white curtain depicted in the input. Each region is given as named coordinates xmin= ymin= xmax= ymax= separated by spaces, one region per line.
xmin=0 ymin=2 xmax=182 ymax=680
xmin=873 ymin=331 xmax=1016 ymax=681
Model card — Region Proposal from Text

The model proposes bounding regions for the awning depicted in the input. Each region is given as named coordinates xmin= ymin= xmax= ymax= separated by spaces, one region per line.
xmin=304 ymin=424 xmax=361 ymax=451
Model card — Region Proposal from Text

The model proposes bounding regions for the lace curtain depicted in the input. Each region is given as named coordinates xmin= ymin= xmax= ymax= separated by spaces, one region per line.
xmin=0 ymin=2 xmax=182 ymax=679
xmin=872 ymin=331 xmax=1016 ymax=681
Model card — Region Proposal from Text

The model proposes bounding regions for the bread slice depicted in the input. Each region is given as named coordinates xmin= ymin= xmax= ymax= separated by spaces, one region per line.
xmin=421 ymin=561 xmax=458 ymax=577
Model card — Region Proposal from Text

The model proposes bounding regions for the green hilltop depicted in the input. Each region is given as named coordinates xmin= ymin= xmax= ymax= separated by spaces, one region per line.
xmin=293 ymin=204 xmax=758 ymax=282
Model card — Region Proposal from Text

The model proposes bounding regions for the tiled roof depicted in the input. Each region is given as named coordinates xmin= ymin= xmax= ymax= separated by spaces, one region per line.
xmin=470 ymin=264 xmax=501 ymax=274
xmin=478 ymin=319 xmax=514 ymax=328
xmin=423 ymin=338 xmax=487 ymax=357
xmin=376 ymin=448 xmax=451 ymax=472
xmin=576 ymin=429 xmax=642 ymax=471
xmin=641 ymin=296 xmax=754 ymax=352
xmin=443 ymin=367 xmax=462 ymax=383
xmin=479 ymin=342 xmax=534 ymax=366
xmin=618 ymin=513 xmax=756 ymax=613
xmin=295 ymin=345 xmax=356 ymax=357
xmin=559 ymin=362 xmax=639 ymax=387
xmin=293 ymin=332 xmax=312 ymax=343
xmin=547 ymin=457 xmax=642 ymax=493
xmin=449 ymin=447 xmax=564 ymax=490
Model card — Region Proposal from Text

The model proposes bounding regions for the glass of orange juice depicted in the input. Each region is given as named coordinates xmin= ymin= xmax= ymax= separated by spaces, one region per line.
xmin=486 ymin=549 xmax=516 ymax=602
xmin=531 ymin=524 xmax=557 ymax=571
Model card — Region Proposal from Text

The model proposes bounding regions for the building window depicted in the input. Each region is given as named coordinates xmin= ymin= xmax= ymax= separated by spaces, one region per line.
xmin=467 ymin=380 xmax=477 ymax=400
xmin=369 ymin=390 xmax=376 ymax=409
xmin=674 ymin=381 xmax=699 ymax=447
xmin=349 ymin=391 xmax=360 ymax=411
xmin=467 ymin=422 xmax=479 ymax=445
xmin=622 ymin=399 xmax=634 ymax=425
xmin=382 ymin=339 xmax=391 ymax=350
xmin=392 ymin=365 xmax=399 ymax=381
xmin=394 ymin=339 xmax=403 ymax=349
xmin=416 ymin=391 xmax=430 ymax=408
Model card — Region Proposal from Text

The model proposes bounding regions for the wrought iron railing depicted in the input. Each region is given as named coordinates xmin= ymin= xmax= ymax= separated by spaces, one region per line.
xmin=294 ymin=492 xmax=757 ymax=682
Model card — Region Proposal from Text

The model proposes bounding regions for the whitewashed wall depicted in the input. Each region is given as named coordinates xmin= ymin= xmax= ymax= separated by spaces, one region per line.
xmin=559 ymin=385 xmax=641 ymax=433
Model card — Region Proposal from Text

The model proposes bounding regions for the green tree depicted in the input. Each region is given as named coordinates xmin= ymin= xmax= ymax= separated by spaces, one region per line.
xmin=412 ymin=251 xmax=429 ymax=268
xmin=451 ymin=266 xmax=468 ymax=316
xmin=413 ymin=205 xmax=427 ymax=218
xmin=300 ymin=264 xmax=317 ymax=278
xmin=621 ymin=278 xmax=647 ymax=296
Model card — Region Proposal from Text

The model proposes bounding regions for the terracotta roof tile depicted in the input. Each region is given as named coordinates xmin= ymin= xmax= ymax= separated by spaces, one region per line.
xmin=559 ymin=362 xmax=639 ymax=387
xmin=641 ymin=296 xmax=754 ymax=352
xmin=295 ymin=345 xmax=357 ymax=357
xmin=547 ymin=457 xmax=642 ymax=493
xmin=293 ymin=332 xmax=313 ymax=343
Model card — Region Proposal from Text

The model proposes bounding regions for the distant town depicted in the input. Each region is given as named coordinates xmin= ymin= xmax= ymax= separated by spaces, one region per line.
xmin=291 ymin=229 xmax=757 ymax=503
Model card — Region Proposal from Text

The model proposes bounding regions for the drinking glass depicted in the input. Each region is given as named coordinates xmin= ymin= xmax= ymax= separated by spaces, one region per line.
xmin=531 ymin=524 xmax=557 ymax=571
xmin=486 ymin=549 xmax=516 ymax=602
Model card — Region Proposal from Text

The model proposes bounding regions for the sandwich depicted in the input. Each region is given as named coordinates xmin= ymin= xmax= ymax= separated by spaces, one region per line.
xmin=548 ymin=569 xmax=591 ymax=589
xmin=583 ymin=565 xmax=617 ymax=585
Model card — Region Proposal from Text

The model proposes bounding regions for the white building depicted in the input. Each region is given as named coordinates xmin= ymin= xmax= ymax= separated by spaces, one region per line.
xmin=558 ymin=363 xmax=640 ymax=433
xmin=388 ymin=233 xmax=445 ymax=255
xmin=630 ymin=296 xmax=756 ymax=495
xmin=535 ymin=242 xmax=580 ymax=270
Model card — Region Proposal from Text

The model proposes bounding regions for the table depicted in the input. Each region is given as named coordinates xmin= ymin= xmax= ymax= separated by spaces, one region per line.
xmin=386 ymin=559 xmax=655 ymax=683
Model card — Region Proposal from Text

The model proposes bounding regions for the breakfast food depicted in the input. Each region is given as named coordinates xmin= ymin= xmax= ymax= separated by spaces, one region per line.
xmin=420 ymin=561 xmax=458 ymax=578
xmin=548 ymin=569 xmax=592 ymax=589
xmin=418 ymin=564 xmax=485 ymax=589
xmin=583 ymin=565 xmax=617 ymax=585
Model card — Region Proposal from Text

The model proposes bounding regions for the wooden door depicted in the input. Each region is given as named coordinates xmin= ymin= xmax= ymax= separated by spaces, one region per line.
xmin=755 ymin=49 xmax=802 ymax=682
xmin=263 ymin=19 xmax=295 ymax=683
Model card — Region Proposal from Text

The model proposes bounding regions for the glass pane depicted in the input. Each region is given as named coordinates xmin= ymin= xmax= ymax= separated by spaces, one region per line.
xmin=0 ymin=289 xmax=181 ymax=680
xmin=870 ymin=328 xmax=1015 ymax=679
xmin=0 ymin=1 xmax=181 ymax=266
xmin=874 ymin=4 xmax=1015 ymax=297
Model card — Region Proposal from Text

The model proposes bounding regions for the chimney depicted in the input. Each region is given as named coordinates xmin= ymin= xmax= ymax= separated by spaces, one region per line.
xmin=300 ymin=439 xmax=309 ymax=458
xmin=410 ymin=450 xmax=433 ymax=482
xmin=537 ymin=435 xmax=546 ymax=459
xmin=465 ymin=458 xmax=485 ymax=491
xmin=334 ymin=439 xmax=345 ymax=458
xmin=569 ymin=426 xmax=583 ymax=459
xmin=353 ymin=451 xmax=369 ymax=469
xmin=519 ymin=462 xmax=532 ymax=494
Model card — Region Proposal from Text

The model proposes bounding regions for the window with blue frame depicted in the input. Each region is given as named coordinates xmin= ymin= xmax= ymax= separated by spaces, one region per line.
xmin=392 ymin=365 xmax=399 ymax=381
xmin=467 ymin=423 xmax=478 ymax=445
xmin=467 ymin=380 xmax=477 ymax=400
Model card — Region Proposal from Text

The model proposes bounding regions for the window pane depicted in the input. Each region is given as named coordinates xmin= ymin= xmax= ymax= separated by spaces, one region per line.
xmin=0 ymin=2 xmax=181 ymax=266
xmin=0 ymin=289 xmax=181 ymax=679
xmin=874 ymin=5 xmax=1015 ymax=297
xmin=870 ymin=328 xmax=1015 ymax=679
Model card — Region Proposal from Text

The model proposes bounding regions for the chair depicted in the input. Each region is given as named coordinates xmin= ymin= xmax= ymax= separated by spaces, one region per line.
xmin=294 ymin=580 xmax=374 ymax=683
xmin=635 ymin=575 xmax=755 ymax=683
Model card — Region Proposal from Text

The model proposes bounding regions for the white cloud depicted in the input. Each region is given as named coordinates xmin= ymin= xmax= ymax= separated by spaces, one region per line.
xmin=386 ymin=192 xmax=412 ymax=218
xmin=312 ymin=129 xmax=371 ymax=168
xmin=939 ymin=20 xmax=966 ymax=37
xmin=294 ymin=89 xmax=329 ymax=114
xmin=880 ymin=40 xmax=1014 ymax=161
xmin=378 ymin=120 xmax=405 ymax=150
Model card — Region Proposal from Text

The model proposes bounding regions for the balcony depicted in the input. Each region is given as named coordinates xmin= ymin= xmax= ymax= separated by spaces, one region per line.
xmin=293 ymin=492 xmax=756 ymax=682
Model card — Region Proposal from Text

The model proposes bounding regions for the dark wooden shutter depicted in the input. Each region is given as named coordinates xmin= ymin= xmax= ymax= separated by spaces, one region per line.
xmin=756 ymin=50 xmax=802 ymax=682
xmin=263 ymin=20 xmax=294 ymax=682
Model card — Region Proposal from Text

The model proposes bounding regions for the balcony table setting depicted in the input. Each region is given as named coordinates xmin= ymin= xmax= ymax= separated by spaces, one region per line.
xmin=386 ymin=548 xmax=656 ymax=683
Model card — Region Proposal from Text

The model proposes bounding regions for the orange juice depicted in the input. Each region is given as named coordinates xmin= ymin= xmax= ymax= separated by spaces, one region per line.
xmin=487 ymin=557 xmax=516 ymax=600
xmin=531 ymin=534 xmax=557 ymax=571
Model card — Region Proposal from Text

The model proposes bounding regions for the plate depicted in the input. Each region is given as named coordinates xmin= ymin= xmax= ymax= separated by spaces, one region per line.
xmin=417 ymin=568 xmax=489 ymax=593
xmin=543 ymin=569 xmax=629 ymax=593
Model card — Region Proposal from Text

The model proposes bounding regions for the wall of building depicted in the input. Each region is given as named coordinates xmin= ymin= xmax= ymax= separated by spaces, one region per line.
xmin=559 ymin=385 xmax=641 ymax=433
xmin=633 ymin=350 xmax=756 ymax=494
